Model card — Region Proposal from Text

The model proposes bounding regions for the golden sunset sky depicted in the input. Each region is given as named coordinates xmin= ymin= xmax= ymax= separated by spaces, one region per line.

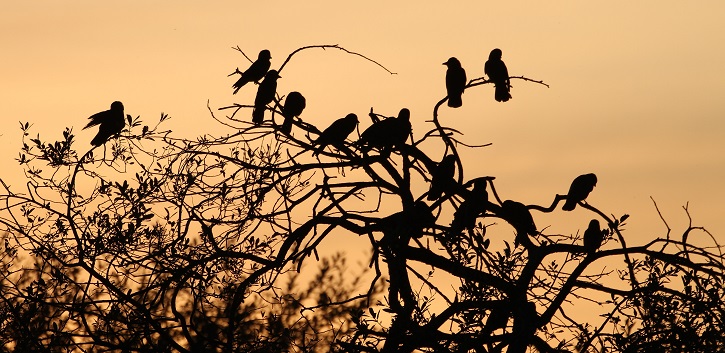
xmin=1 ymin=1 xmax=724 ymax=247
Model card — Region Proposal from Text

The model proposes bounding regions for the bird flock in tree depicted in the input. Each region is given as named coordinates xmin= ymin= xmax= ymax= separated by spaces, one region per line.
xmin=82 ymin=47 xmax=603 ymax=255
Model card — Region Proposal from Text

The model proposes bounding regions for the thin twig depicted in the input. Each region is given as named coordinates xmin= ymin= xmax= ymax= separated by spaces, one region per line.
xmin=277 ymin=44 xmax=397 ymax=75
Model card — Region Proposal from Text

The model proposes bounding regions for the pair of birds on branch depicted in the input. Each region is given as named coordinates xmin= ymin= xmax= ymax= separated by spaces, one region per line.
xmin=564 ymin=173 xmax=605 ymax=253
xmin=249 ymin=70 xmax=305 ymax=132
xmin=444 ymin=48 xmax=512 ymax=108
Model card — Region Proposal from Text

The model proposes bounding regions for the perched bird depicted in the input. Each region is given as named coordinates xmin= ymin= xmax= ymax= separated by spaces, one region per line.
xmin=583 ymin=219 xmax=604 ymax=253
xmin=357 ymin=108 xmax=411 ymax=152
xmin=484 ymin=48 xmax=511 ymax=102
xmin=313 ymin=113 xmax=359 ymax=156
xmin=450 ymin=179 xmax=489 ymax=236
xmin=252 ymin=70 xmax=280 ymax=124
xmin=379 ymin=201 xmax=436 ymax=241
xmin=280 ymin=91 xmax=306 ymax=134
xmin=507 ymin=301 xmax=539 ymax=353
xmin=83 ymin=101 xmax=126 ymax=146
xmin=482 ymin=303 xmax=510 ymax=337
xmin=443 ymin=57 xmax=466 ymax=108
xmin=562 ymin=173 xmax=598 ymax=211
xmin=499 ymin=200 xmax=536 ymax=246
xmin=232 ymin=49 xmax=271 ymax=94
xmin=427 ymin=154 xmax=457 ymax=201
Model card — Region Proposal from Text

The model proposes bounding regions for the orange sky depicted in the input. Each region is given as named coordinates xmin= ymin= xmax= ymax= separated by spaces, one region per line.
xmin=1 ymin=1 xmax=724 ymax=249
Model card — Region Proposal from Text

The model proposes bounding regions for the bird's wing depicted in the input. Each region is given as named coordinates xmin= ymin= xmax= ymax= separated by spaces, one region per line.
xmin=83 ymin=111 xmax=107 ymax=129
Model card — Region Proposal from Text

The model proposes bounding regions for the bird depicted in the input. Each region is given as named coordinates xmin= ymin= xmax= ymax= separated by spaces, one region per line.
xmin=427 ymin=154 xmax=456 ymax=201
xmin=357 ymin=108 xmax=411 ymax=153
xmin=280 ymin=91 xmax=306 ymax=134
xmin=443 ymin=57 xmax=466 ymax=108
xmin=251 ymin=70 xmax=280 ymax=124
xmin=583 ymin=219 xmax=604 ymax=253
xmin=507 ymin=301 xmax=539 ymax=353
xmin=484 ymin=48 xmax=512 ymax=102
xmin=313 ymin=113 xmax=359 ymax=156
xmin=482 ymin=303 xmax=510 ymax=337
xmin=450 ymin=179 xmax=488 ymax=236
xmin=380 ymin=201 xmax=436 ymax=241
xmin=83 ymin=101 xmax=126 ymax=146
xmin=562 ymin=173 xmax=598 ymax=211
xmin=499 ymin=200 xmax=536 ymax=246
xmin=232 ymin=49 xmax=271 ymax=94
xmin=409 ymin=201 xmax=436 ymax=239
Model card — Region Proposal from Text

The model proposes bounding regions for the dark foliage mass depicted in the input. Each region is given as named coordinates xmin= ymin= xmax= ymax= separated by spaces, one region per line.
xmin=1 ymin=44 xmax=723 ymax=352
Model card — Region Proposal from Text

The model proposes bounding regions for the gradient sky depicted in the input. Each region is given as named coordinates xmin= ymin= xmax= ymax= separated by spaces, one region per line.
xmin=2 ymin=1 xmax=724 ymax=250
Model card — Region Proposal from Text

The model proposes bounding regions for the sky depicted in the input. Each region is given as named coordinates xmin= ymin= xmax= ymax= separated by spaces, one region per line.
xmin=1 ymin=1 xmax=724 ymax=252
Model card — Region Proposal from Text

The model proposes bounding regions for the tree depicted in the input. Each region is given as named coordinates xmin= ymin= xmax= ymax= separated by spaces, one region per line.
xmin=0 ymin=44 xmax=723 ymax=352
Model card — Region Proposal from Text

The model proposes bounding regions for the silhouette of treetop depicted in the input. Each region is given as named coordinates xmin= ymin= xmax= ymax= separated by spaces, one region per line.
xmin=0 ymin=44 xmax=722 ymax=353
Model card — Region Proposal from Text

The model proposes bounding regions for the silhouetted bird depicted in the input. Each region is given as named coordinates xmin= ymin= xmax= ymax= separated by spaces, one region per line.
xmin=507 ymin=301 xmax=539 ymax=353
xmin=313 ymin=113 xmax=359 ymax=156
xmin=232 ymin=49 xmax=271 ymax=94
xmin=252 ymin=70 xmax=280 ymax=124
xmin=450 ymin=179 xmax=488 ymax=235
xmin=482 ymin=303 xmax=510 ymax=337
xmin=280 ymin=91 xmax=306 ymax=134
xmin=83 ymin=101 xmax=126 ymax=146
xmin=380 ymin=201 xmax=436 ymax=241
xmin=562 ymin=173 xmax=598 ymax=211
xmin=357 ymin=108 xmax=411 ymax=152
xmin=443 ymin=57 xmax=466 ymax=108
xmin=583 ymin=219 xmax=604 ymax=253
xmin=484 ymin=48 xmax=511 ymax=102
xmin=427 ymin=154 xmax=456 ymax=201
xmin=409 ymin=201 xmax=436 ymax=239
xmin=499 ymin=200 xmax=536 ymax=246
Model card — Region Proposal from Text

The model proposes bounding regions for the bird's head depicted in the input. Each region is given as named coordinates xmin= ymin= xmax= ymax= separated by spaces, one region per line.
xmin=471 ymin=178 xmax=488 ymax=193
xmin=111 ymin=101 xmax=124 ymax=111
xmin=586 ymin=173 xmax=598 ymax=186
xmin=443 ymin=57 xmax=461 ymax=67
xmin=440 ymin=154 xmax=457 ymax=167
xmin=346 ymin=113 xmax=359 ymax=124
xmin=266 ymin=70 xmax=281 ymax=79
xmin=489 ymin=48 xmax=503 ymax=60
xmin=259 ymin=49 xmax=271 ymax=60
xmin=588 ymin=219 xmax=601 ymax=229
xmin=398 ymin=108 xmax=410 ymax=121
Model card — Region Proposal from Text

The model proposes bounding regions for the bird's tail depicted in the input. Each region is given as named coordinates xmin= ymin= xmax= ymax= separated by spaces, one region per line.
xmin=562 ymin=201 xmax=576 ymax=211
xmin=447 ymin=95 xmax=463 ymax=108
xmin=280 ymin=117 xmax=293 ymax=134
xmin=232 ymin=77 xmax=247 ymax=95
xmin=494 ymin=84 xmax=511 ymax=102
xmin=427 ymin=186 xmax=442 ymax=201
xmin=252 ymin=106 xmax=265 ymax=124
xmin=90 ymin=134 xmax=107 ymax=147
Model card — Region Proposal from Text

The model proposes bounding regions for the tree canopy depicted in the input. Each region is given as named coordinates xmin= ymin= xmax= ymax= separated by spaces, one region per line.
xmin=1 ymin=45 xmax=723 ymax=353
